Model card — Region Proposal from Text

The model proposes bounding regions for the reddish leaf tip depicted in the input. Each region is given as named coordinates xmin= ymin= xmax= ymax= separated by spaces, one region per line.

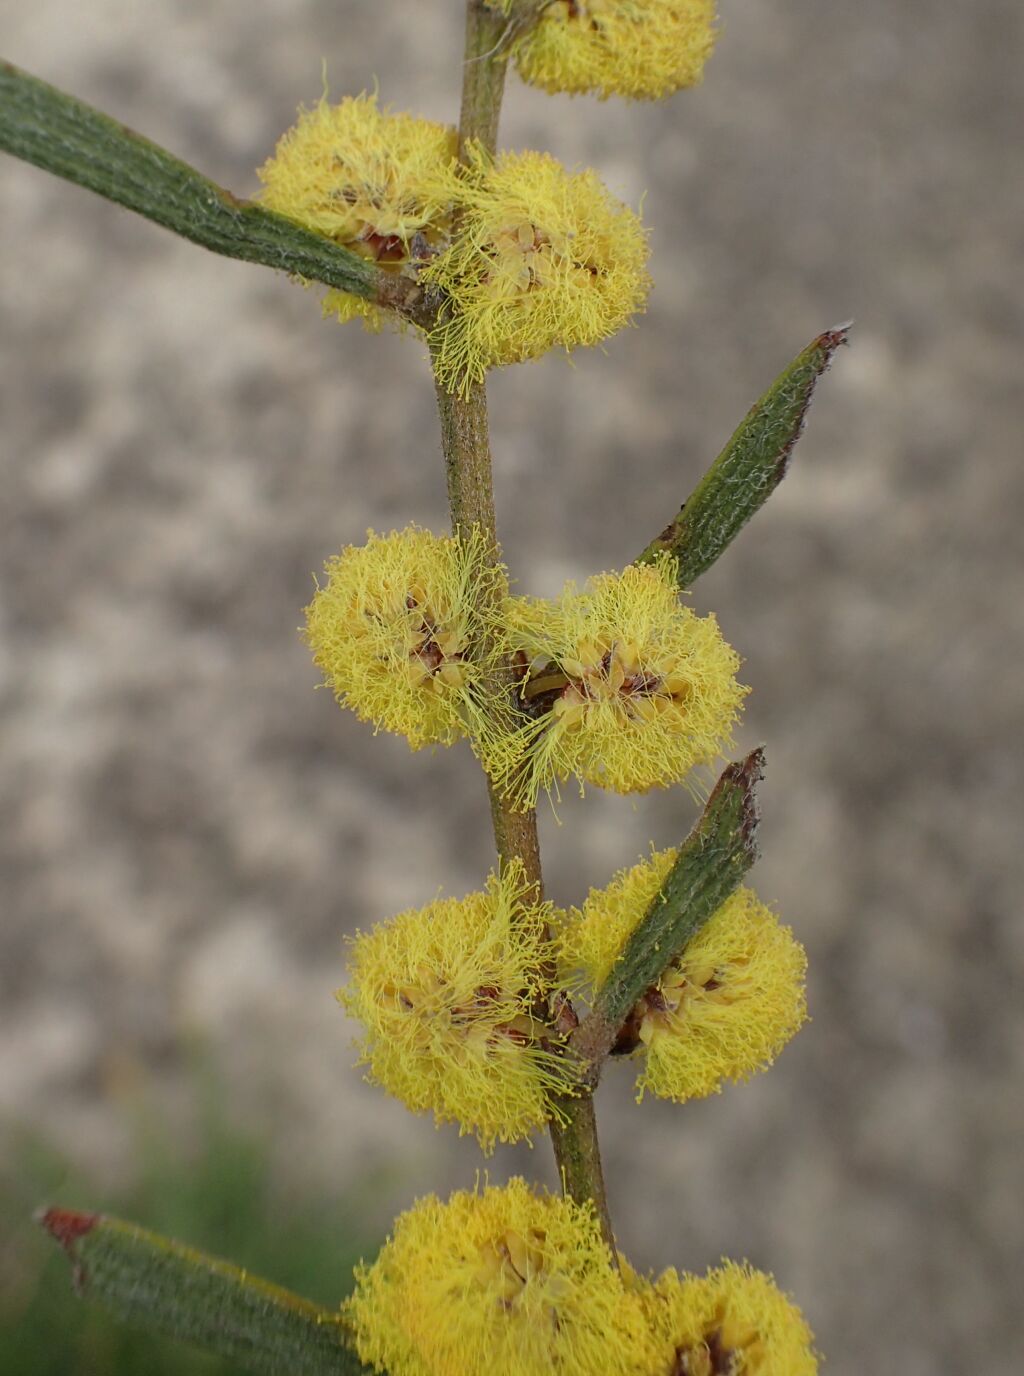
xmin=817 ymin=320 xmax=853 ymax=355
xmin=738 ymin=745 xmax=765 ymax=846
xmin=715 ymin=745 xmax=765 ymax=802
xmin=739 ymin=743 xmax=766 ymax=786
xmin=36 ymin=1206 xmax=99 ymax=1250
xmin=713 ymin=746 xmax=764 ymax=851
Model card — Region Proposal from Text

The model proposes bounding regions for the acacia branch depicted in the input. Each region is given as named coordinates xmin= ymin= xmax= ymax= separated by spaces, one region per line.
xmin=435 ymin=3 xmax=616 ymax=1251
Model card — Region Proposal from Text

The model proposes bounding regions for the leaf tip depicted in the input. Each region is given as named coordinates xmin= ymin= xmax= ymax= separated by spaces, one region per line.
xmin=817 ymin=319 xmax=853 ymax=358
xmin=738 ymin=744 xmax=765 ymax=836
xmin=715 ymin=746 xmax=764 ymax=854
xmin=36 ymin=1205 xmax=99 ymax=1251
xmin=774 ymin=323 xmax=852 ymax=482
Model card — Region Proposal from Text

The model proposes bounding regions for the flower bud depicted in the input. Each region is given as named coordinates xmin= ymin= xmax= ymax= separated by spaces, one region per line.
xmin=304 ymin=525 xmax=499 ymax=750
xmin=481 ymin=559 xmax=744 ymax=808
xmin=345 ymin=1178 xmax=660 ymax=1376
xmin=512 ymin=0 xmax=718 ymax=103
xmin=340 ymin=861 xmax=571 ymax=1150
xmin=427 ymin=149 xmax=649 ymax=395
xmin=561 ymin=850 xmax=807 ymax=1102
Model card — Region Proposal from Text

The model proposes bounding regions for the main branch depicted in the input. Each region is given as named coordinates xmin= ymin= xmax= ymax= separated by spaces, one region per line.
xmin=435 ymin=1 xmax=615 ymax=1249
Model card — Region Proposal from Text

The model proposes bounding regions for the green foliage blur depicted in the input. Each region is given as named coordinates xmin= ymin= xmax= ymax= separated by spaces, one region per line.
xmin=0 ymin=1056 xmax=384 ymax=1376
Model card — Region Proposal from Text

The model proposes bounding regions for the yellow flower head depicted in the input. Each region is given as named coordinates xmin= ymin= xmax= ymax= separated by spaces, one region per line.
xmin=644 ymin=1262 xmax=818 ymax=1376
xmin=304 ymin=525 xmax=501 ymax=751
xmin=257 ymin=93 xmax=458 ymax=329
xmin=512 ymin=0 xmax=718 ymax=102
xmin=481 ymin=559 xmax=745 ymax=809
xmin=345 ymin=1178 xmax=660 ymax=1376
xmin=561 ymin=850 xmax=807 ymax=1103
xmin=427 ymin=148 xmax=649 ymax=395
xmin=340 ymin=861 xmax=572 ymax=1150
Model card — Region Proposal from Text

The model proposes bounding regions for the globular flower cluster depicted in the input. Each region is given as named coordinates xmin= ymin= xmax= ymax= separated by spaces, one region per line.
xmin=426 ymin=148 xmax=650 ymax=396
xmin=561 ymin=849 xmax=807 ymax=1102
xmin=258 ymin=99 xmax=649 ymax=392
xmin=480 ymin=558 xmax=745 ymax=809
xmin=509 ymin=0 xmax=719 ymax=103
xmin=346 ymin=1180 xmax=818 ymax=1376
xmin=303 ymin=524 xmax=500 ymax=751
xmin=345 ymin=1179 xmax=661 ymax=1376
xmin=340 ymin=861 xmax=572 ymax=1151
xmin=258 ymin=93 xmax=458 ymax=330
xmin=641 ymin=1261 xmax=819 ymax=1376
xmin=304 ymin=537 xmax=743 ymax=806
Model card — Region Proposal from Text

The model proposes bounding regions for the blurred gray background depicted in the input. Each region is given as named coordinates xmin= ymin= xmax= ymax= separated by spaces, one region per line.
xmin=2 ymin=2 xmax=1022 ymax=1373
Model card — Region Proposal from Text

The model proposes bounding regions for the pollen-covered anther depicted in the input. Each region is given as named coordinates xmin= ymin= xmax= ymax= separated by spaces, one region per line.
xmin=636 ymin=960 xmax=729 ymax=1046
xmin=548 ymin=637 xmax=694 ymax=727
xmin=485 ymin=220 xmax=562 ymax=293
xmin=401 ymin=589 xmax=471 ymax=693
xmin=671 ymin=1323 xmax=752 ymax=1376
xmin=479 ymin=1226 xmax=564 ymax=1314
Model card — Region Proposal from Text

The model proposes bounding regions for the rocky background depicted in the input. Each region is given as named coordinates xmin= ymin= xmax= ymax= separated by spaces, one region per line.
xmin=2 ymin=2 xmax=1022 ymax=1372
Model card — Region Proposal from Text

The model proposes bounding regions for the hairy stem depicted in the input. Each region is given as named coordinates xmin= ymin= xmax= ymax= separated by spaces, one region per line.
xmin=434 ymin=376 xmax=497 ymax=542
xmin=434 ymin=0 xmax=615 ymax=1248
xmin=457 ymin=3 xmax=511 ymax=160
xmin=547 ymin=1098 xmax=612 ymax=1240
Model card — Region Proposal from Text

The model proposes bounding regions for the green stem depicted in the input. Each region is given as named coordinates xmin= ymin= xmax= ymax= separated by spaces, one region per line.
xmin=434 ymin=375 xmax=497 ymax=542
xmin=457 ymin=3 xmax=511 ymax=160
xmin=547 ymin=1097 xmax=612 ymax=1238
xmin=436 ymin=0 xmax=616 ymax=1251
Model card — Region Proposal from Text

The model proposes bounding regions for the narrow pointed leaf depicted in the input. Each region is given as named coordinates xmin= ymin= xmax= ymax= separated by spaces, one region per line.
xmin=571 ymin=749 xmax=763 ymax=1079
xmin=38 ymin=1207 xmax=371 ymax=1376
xmin=0 ymin=61 xmax=399 ymax=306
xmin=637 ymin=326 xmax=850 ymax=587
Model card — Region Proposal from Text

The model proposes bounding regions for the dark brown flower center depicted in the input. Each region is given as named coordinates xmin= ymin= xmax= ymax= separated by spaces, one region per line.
xmin=672 ymin=1330 xmax=737 ymax=1376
